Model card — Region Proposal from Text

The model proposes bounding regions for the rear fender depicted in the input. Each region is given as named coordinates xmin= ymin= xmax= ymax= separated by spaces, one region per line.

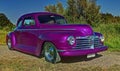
xmin=6 ymin=32 xmax=16 ymax=48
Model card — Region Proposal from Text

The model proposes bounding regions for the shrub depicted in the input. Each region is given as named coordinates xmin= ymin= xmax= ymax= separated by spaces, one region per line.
xmin=93 ymin=24 xmax=120 ymax=51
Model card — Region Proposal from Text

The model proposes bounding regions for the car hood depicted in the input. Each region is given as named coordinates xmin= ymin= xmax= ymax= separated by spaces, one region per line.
xmin=39 ymin=24 xmax=93 ymax=36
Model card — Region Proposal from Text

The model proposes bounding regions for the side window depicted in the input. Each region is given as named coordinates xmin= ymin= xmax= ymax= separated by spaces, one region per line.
xmin=17 ymin=20 xmax=23 ymax=27
xmin=38 ymin=15 xmax=55 ymax=24
xmin=23 ymin=18 xmax=35 ymax=26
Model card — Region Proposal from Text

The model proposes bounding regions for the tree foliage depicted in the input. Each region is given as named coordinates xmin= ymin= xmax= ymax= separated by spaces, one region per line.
xmin=57 ymin=2 xmax=64 ymax=15
xmin=0 ymin=13 xmax=15 ymax=31
xmin=67 ymin=0 xmax=102 ymax=25
xmin=44 ymin=0 xmax=120 ymax=25
xmin=101 ymin=13 xmax=120 ymax=24
xmin=45 ymin=5 xmax=57 ymax=13
xmin=45 ymin=2 xmax=64 ymax=15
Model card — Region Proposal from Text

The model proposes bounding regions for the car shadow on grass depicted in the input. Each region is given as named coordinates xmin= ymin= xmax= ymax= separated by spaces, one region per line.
xmin=60 ymin=54 xmax=102 ymax=63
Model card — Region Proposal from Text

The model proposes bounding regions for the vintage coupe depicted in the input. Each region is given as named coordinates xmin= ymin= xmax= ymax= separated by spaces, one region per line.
xmin=6 ymin=12 xmax=108 ymax=63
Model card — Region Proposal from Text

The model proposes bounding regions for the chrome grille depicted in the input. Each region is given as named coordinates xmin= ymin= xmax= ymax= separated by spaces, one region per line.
xmin=94 ymin=37 xmax=102 ymax=47
xmin=75 ymin=36 xmax=102 ymax=49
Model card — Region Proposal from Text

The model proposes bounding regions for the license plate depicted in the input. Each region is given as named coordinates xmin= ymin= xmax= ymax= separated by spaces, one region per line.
xmin=87 ymin=54 xmax=96 ymax=58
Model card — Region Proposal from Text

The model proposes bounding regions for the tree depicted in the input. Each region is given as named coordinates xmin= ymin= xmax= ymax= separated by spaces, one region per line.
xmin=45 ymin=2 xmax=64 ymax=15
xmin=75 ymin=0 xmax=102 ymax=25
xmin=44 ymin=0 xmax=120 ymax=25
xmin=0 ymin=13 xmax=15 ymax=31
xmin=45 ymin=6 xmax=51 ymax=12
xmin=101 ymin=13 xmax=119 ymax=24
xmin=76 ymin=0 xmax=87 ymax=18
xmin=86 ymin=0 xmax=102 ymax=25
xmin=45 ymin=5 xmax=57 ymax=13
xmin=88 ymin=0 xmax=97 ymax=3
xmin=67 ymin=0 xmax=78 ymax=22
xmin=57 ymin=2 xmax=64 ymax=15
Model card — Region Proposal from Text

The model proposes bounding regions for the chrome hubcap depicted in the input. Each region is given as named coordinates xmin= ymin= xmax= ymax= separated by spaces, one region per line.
xmin=44 ymin=42 xmax=61 ymax=63
xmin=8 ymin=39 xmax=11 ymax=49
xmin=45 ymin=46 xmax=54 ymax=61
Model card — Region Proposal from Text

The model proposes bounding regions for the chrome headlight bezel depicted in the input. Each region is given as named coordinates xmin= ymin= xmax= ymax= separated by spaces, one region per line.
xmin=67 ymin=36 xmax=75 ymax=45
xmin=100 ymin=35 xmax=104 ymax=42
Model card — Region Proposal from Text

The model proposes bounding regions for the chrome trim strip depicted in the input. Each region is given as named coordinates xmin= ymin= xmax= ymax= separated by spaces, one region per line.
xmin=58 ymin=46 xmax=105 ymax=52
xmin=16 ymin=29 xmax=75 ymax=31
xmin=72 ymin=48 xmax=94 ymax=50
xmin=76 ymin=36 xmax=98 ymax=39
xmin=57 ymin=49 xmax=67 ymax=52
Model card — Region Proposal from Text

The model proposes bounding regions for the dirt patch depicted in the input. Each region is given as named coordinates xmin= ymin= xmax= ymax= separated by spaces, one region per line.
xmin=0 ymin=45 xmax=120 ymax=71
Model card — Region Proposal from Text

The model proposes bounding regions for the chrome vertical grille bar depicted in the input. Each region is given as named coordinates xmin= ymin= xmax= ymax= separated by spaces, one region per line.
xmin=75 ymin=36 xmax=102 ymax=49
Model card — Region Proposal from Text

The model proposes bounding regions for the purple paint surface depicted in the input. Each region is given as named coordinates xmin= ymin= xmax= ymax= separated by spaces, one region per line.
xmin=6 ymin=12 xmax=108 ymax=57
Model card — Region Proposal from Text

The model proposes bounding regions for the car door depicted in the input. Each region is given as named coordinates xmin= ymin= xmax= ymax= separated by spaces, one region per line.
xmin=20 ymin=16 xmax=39 ymax=54
xmin=13 ymin=19 xmax=23 ymax=48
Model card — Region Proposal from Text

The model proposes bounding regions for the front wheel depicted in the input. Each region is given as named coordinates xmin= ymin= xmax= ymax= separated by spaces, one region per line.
xmin=43 ymin=42 xmax=61 ymax=63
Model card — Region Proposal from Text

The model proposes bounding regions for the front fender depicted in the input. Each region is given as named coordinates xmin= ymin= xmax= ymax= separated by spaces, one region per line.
xmin=94 ymin=32 xmax=103 ymax=37
xmin=38 ymin=33 xmax=71 ymax=50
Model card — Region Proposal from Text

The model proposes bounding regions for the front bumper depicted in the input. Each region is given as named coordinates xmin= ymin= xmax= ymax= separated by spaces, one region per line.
xmin=58 ymin=46 xmax=108 ymax=57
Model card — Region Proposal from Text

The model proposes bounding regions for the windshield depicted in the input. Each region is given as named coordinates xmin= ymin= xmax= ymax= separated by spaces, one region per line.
xmin=38 ymin=15 xmax=67 ymax=24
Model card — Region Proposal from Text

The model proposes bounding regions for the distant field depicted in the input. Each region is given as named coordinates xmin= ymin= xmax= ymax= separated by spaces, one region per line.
xmin=0 ymin=24 xmax=120 ymax=51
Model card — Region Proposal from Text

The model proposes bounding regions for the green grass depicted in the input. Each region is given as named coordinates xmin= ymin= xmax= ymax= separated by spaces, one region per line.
xmin=93 ymin=24 xmax=120 ymax=51
xmin=0 ymin=30 xmax=7 ymax=45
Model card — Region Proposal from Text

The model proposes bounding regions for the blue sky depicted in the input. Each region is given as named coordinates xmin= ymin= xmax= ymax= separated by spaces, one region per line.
xmin=0 ymin=0 xmax=120 ymax=24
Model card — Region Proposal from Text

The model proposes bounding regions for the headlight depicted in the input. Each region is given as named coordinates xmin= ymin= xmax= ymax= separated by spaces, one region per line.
xmin=67 ymin=36 xmax=75 ymax=45
xmin=100 ymin=36 xmax=104 ymax=42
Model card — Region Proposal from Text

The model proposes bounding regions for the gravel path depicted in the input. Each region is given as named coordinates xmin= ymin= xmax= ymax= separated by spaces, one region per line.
xmin=0 ymin=45 xmax=120 ymax=71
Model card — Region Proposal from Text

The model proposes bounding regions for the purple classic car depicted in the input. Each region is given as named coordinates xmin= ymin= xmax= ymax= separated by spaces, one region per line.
xmin=6 ymin=12 xmax=108 ymax=63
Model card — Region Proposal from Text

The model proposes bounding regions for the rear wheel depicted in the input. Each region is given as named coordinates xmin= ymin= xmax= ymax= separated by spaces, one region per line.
xmin=7 ymin=38 xmax=13 ymax=50
xmin=43 ymin=42 xmax=61 ymax=63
